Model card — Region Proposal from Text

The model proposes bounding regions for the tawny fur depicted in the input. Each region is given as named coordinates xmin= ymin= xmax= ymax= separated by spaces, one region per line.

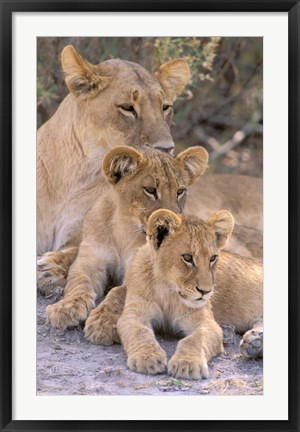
xmin=185 ymin=174 xmax=263 ymax=259
xmin=37 ymin=45 xmax=262 ymax=263
xmin=90 ymin=212 xmax=263 ymax=361
xmin=37 ymin=45 xmax=190 ymax=255
xmin=117 ymin=210 xmax=237 ymax=379
xmin=46 ymin=146 xmax=209 ymax=330
xmin=186 ymin=174 xmax=263 ymax=230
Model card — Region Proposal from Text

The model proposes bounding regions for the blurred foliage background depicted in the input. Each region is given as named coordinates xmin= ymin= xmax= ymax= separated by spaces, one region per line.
xmin=37 ymin=37 xmax=263 ymax=177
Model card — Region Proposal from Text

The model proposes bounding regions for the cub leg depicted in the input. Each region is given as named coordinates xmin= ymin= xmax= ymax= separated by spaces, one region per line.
xmin=84 ymin=285 xmax=126 ymax=346
xmin=37 ymin=246 xmax=79 ymax=297
xmin=46 ymin=241 xmax=118 ymax=330
xmin=117 ymin=298 xmax=167 ymax=375
xmin=240 ymin=319 xmax=263 ymax=359
xmin=168 ymin=308 xmax=223 ymax=380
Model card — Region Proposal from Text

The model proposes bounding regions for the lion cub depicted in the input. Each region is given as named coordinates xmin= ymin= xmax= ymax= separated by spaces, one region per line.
xmin=118 ymin=209 xmax=263 ymax=379
xmin=117 ymin=209 xmax=235 ymax=379
xmin=46 ymin=145 xmax=208 ymax=330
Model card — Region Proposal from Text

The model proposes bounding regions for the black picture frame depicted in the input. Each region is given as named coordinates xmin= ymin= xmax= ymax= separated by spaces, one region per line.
xmin=1 ymin=1 xmax=299 ymax=431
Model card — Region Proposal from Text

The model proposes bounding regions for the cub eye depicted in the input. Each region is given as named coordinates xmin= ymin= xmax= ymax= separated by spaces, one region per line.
xmin=118 ymin=105 xmax=137 ymax=117
xmin=163 ymin=104 xmax=172 ymax=111
xmin=210 ymin=255 xmax=218 ymax=265
xmin=177 ymin=188 xmax=186 ymax=199
xmin=182 ymin=254 xmax=194 ymax=266
xmin=143 ymin=187 xmax=158 ymax=199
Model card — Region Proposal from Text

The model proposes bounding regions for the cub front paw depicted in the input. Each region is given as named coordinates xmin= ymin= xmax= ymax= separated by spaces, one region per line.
xmin=37 ymin=253 xmax=67 ymax=297
xmin=46 ymin=297 xmax=93 ymax=330
xmin=127 ymin=349 xmax=167 ymax=375
xmin=84 ymin=306 xmax=120 ymax=346
xmin=168 ymin=355 xmax=209 ymax=380
xmin=240 ymin=327 xmax=263 ymax=359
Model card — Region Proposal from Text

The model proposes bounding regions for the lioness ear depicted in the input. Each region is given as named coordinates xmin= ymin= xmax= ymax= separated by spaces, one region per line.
xmin=61 ymin=45 xmax=112 ymax=96
xmin=102 ymin=146 xmax=144 ymax=184
xmin=156 ymin=59 xmax=190 ymax=101
xmin=176 ymin=146 xmax=209 ymax=185
xmin=207 ymin=210 xmax=234 ymax=249
xmin=147 ymin=209 xmax=181 ymax=250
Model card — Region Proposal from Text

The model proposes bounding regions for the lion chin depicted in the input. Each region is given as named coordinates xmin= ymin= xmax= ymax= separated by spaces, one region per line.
xmin=178 ymin=291 xmax=211 ymax=309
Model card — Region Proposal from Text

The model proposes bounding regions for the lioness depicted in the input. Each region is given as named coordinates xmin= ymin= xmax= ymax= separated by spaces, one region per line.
xmin=87 ymin=211 xmax=263 ymax=361
xmin=37 ymin=44 xmax=262 ymax=265
xmin=37 ymin=45 xmax=190 ymax=255
xmin=46 ymin=145 xmax=209 ymax=329
xmin=186 ymin=174 xmax=263 ymax=231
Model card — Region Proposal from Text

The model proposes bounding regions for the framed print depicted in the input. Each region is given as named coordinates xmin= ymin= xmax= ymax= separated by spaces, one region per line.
xmin=1 ymin=1 xmax=299 ymax=431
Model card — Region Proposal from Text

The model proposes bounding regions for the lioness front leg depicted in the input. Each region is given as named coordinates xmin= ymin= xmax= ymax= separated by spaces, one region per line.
xmin=84 ymin=285 xmax=126 ymax=345
xmin=46 ymin=242 xmax=117 ymax=330
xmin=168 ymin=311 xmax=223 ymax=380
xmin=117 ymin=300 xmax=167 ymax=375
xmin=37 ymin=246 xmax=79 ymax=297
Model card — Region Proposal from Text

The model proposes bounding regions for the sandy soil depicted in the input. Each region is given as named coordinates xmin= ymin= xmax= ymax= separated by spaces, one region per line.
xmin=37 ymin=293 xmax=263 ymax=396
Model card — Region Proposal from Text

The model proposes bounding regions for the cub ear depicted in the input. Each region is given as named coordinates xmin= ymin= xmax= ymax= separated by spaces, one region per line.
xmin=61 ymin=45 xmax=112 ymax=96
xmin=156 ymin=59 xmax=190 ymax=101
xmin=176 ymin=146 xmax=209 ymax=185
xmin=147 ymin=209 xmax=181 ymax=250
xmin=102 ymin=146 xmax=144 ymax=184
xmin=207 ymin=210 xmax=234 ymax=249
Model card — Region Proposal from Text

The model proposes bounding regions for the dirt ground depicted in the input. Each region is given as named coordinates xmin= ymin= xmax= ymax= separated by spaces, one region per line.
xmin=37 ymin=293 xmax=263 ymax=396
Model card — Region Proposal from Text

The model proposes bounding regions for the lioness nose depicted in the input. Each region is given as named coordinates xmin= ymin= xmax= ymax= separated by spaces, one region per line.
xmin=195 ymin=286 xmax=211 ymax=296
xmin=153 ymin=142 xmax=174 ymax=155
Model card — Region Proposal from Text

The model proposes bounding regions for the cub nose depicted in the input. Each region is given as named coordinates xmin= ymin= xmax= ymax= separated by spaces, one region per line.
xmin=195 ymin=286 xmax=212 ymax=296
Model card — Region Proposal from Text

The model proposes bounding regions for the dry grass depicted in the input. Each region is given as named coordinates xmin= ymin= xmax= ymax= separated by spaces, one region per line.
xmin=203 ymin=377 xmax=263 ymax=395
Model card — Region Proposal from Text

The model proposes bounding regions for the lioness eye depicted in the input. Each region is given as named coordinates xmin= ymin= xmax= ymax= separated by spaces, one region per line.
xmin=210 ymin=255 xmax=218 ymax=265
xmin=118 ymin=105 xmax=137 ymax=117
xmin=177 ymin=188 xmax=186 ymax=199
xmin=143 ymin=187 xmax=158 ymax=199
xmin=163 ymin=105 xmax=172 ymax=111
xmin=182 ymin=254 xmax=194 ymax=266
